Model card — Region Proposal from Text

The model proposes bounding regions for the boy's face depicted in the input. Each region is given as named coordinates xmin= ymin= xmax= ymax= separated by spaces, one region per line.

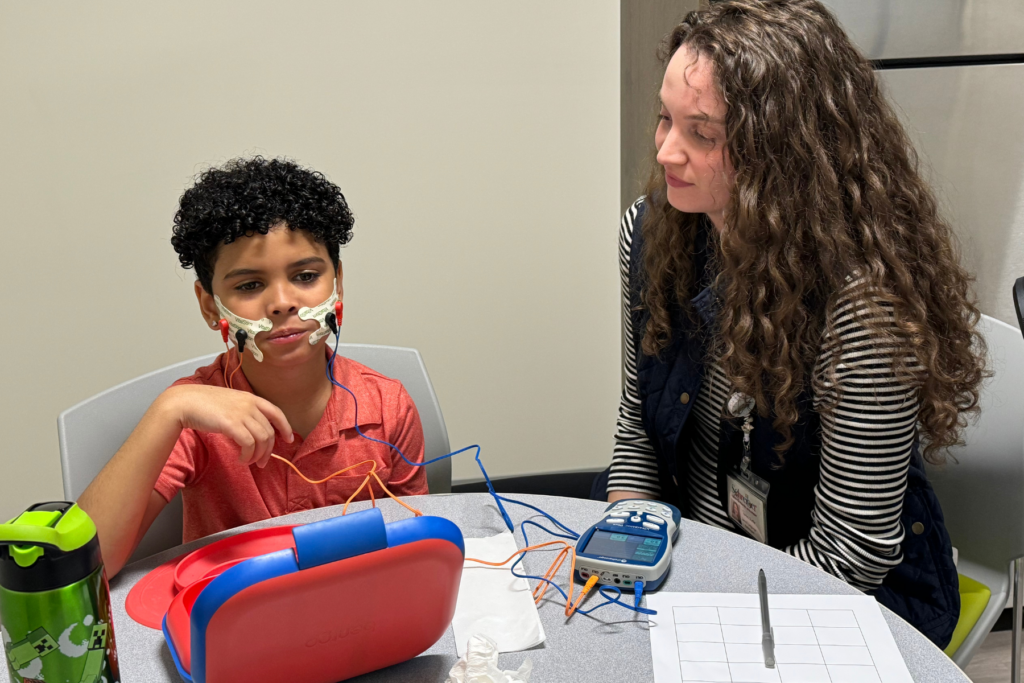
xmin=196 ymin=223 xmax=342 ymax=367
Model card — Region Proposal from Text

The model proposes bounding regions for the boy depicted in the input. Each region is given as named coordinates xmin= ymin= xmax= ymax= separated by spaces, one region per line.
xmin=79 ymin=157 xmax=427 ymax=577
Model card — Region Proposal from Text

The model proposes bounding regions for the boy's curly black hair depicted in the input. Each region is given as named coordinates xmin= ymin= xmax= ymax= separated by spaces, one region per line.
xmin=172 ymin=156 xmax=354 ymax=292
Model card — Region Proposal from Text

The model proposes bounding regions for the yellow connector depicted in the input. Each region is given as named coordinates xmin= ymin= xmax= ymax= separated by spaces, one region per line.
xmin=565 ymin=574 xmax=602 ymax=618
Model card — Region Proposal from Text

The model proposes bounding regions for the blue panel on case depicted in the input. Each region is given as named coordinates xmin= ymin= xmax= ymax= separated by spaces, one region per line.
xmin=292 ymin=507 xmax=388 ymax=570
xmin=191 ymin=548 xmax=299 ymax=683
xmin=384 ymin=516 xmax=465 ymax=556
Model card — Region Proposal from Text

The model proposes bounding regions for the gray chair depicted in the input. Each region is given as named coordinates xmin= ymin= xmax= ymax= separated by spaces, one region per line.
xmin=58 ymin=344 xmax=452 ymax=563
xmin=926 ymin=314 xmax=1024 ymax=669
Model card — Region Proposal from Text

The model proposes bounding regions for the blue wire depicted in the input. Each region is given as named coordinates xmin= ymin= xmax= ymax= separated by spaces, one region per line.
xmin=326 ymin=334 xmax=519 ymax=530
xmin=495 ymin=496 xmax=578 ymax=538
xmin=520 ymin=519 xmax=576 ymax=541
xmin=325 ymin=333 xmax=655 ymax=616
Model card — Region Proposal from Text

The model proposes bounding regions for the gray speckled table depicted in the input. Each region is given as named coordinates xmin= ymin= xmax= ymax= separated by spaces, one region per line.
xmin=2 ymin=493 xmax=969 ymax=682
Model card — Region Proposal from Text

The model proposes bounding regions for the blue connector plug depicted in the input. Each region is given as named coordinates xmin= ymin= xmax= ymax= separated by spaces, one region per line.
xmin=634 ymin=580 xmax=645 ymax=610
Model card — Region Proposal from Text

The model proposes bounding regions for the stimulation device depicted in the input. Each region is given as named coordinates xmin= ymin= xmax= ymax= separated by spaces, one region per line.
xmin=573 ymin=499 xmax=681 ymax=591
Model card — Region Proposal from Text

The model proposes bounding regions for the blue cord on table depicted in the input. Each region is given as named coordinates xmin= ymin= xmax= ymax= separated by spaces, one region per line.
xmin=326 ymin=334 xmax=654 ymax=616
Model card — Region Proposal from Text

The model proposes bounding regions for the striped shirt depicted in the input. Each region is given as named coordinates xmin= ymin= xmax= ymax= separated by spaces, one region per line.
xmin=608 ymin=198 xmax=920 ymax=592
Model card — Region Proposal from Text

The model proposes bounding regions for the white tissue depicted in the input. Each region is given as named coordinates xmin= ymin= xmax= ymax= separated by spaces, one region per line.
xmin=451 ymin=532 xmax=546 ymax=656
xmin=446 ymin=634 xmax=532 ymax=683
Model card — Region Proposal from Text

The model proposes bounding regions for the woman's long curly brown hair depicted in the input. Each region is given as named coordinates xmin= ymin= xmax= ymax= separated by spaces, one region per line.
xmin=640 ymin=0 xmax=985 ymax=463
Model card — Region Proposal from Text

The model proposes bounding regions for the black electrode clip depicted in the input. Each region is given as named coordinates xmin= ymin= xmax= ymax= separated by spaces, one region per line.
xmin=326 ymin=313 xmax=339 ymax=336
xmin=235 ymin=329 xmax=248 ymax=356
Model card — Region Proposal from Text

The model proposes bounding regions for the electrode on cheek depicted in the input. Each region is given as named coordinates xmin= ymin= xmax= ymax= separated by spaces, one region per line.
xmin=214 ymin=295 xmax=273 ymax=362
xmin=297 ymin=279 xmax=340 ymax=345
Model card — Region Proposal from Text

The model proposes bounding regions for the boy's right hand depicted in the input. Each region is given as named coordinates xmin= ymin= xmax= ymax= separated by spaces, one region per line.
xmin=160 ymin=384 xmax=293 ymax=469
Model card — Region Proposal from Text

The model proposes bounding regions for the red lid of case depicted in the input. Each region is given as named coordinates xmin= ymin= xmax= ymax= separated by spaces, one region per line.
xmin=173 ymin=525 xmax=297 ymax=591
xmin=125 ymin=557 xmax=180 ymax=629
xmin=126 ymin=524 xmax=298 ymax=629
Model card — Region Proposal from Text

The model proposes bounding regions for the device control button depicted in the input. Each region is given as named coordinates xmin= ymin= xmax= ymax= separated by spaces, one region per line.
xmin=646 ymin=515 xmax=666 ymax=525
xmin=630 ymin=516 xmax=642 ymax=523
xmin=643 ymin=522 xmax=660 ymax=530
xmin=659 ymin=506 xmax=672 ymax=516
xmin=606 ymin=518 xmax=625 ymax=525
xmin=610 ymin=511 xmax=630 ymax=517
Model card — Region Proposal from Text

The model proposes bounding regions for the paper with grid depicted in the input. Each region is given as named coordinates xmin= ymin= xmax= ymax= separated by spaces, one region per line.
xmin=647 ymin=592 xmax=913 ymax=683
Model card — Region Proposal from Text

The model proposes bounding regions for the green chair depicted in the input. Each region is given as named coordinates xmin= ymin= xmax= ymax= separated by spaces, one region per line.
xmin=944 ymin=574 xmax=993 ymax=658
xmin=927 ymin=314 xmax=1024 ymax=671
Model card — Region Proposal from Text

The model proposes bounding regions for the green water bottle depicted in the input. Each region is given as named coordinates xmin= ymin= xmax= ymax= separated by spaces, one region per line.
xmin=0 ymin=502 xmax=120 ymax=683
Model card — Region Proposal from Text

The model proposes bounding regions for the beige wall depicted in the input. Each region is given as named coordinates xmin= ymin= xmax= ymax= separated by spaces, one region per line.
xmin=0 ymin=1 xmax=620 ymax=520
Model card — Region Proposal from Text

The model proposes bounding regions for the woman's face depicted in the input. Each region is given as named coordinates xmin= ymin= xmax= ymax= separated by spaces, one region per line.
xmin=655 ymin=46 xmax=734 ymax=231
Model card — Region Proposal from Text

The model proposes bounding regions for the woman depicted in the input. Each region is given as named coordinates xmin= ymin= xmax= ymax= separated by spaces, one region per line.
xmin=599 ymin=0 xmax=985 ymax=647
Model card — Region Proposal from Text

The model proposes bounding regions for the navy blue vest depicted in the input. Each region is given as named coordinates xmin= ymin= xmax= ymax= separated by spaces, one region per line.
xmin=627 ymin=202 xmax=960 ymax=647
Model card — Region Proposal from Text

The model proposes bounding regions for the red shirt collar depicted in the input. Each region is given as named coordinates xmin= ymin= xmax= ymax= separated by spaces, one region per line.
xmin=226 ymin=347 xmax=382 ymax=453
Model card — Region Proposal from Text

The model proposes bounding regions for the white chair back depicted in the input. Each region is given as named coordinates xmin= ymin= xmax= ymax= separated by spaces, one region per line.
xmin=926 ymin=314 xmax=1024 ymax=666
xmin=927 ymin=315 xmax=1024 ymax=573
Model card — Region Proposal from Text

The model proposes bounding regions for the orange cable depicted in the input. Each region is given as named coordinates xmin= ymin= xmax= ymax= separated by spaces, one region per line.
xmin=227 ymin=353 xmax=242 ymax=390
xmin=273 ymin=447 xmax=590 ymax=614
xmin=368 ymin=471 xmax=423 ymax=517
xmin=270 ymin=455 xmax=424 ymax=518
xmin=342 ymin=470 xmax=375 ymax=514
xmin=269 ymin=455 xmax=376 ymax=485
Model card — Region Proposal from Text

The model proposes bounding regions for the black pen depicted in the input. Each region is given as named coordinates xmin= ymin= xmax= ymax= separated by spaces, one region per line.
xmin=758 ymin=568 xmax=776 ymax=668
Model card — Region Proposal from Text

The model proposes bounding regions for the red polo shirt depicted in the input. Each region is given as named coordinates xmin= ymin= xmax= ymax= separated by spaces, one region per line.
xmin=154 ymin=350 xmax=428 ymax=542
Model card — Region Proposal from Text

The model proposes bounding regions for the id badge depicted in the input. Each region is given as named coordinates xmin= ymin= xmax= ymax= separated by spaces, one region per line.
xmin=726 ymin=468 xmax=770 ymax=544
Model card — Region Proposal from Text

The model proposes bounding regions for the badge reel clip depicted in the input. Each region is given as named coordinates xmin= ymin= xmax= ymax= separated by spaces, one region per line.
xmin=725 ymin=392 xmax=771 ymax=544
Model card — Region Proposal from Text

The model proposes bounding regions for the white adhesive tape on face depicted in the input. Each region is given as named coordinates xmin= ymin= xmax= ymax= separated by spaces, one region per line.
xmin=214 ymin=296 xmax=273 ymax=362
xmin=297 ymin=279 xmax=339 ymax=346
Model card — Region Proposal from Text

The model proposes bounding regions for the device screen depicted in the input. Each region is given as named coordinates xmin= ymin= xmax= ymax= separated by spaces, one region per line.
xmin=583 ymin=530 xmax=662 ymax=564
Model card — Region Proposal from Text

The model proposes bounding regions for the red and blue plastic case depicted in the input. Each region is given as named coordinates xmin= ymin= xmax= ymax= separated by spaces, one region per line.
xmin=162 ymin=508 xmax=464 ymax=683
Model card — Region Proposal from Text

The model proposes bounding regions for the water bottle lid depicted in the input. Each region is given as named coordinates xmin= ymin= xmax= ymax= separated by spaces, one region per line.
xmin=0 ymin=502 xmax=102 ymax=592
xmin=0 ymin=502 xmax=96 ymax=561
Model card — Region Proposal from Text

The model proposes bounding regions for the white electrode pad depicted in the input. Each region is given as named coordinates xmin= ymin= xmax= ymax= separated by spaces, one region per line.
xmin=297 ymin=279 xmax=339 ymax=346
xmin=213 ymin=296 xmax=273 ymax=362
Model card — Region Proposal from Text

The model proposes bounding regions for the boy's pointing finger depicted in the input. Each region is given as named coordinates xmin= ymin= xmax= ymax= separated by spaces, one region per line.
xmin=254 ymin=396 xmax=294 ymax=443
